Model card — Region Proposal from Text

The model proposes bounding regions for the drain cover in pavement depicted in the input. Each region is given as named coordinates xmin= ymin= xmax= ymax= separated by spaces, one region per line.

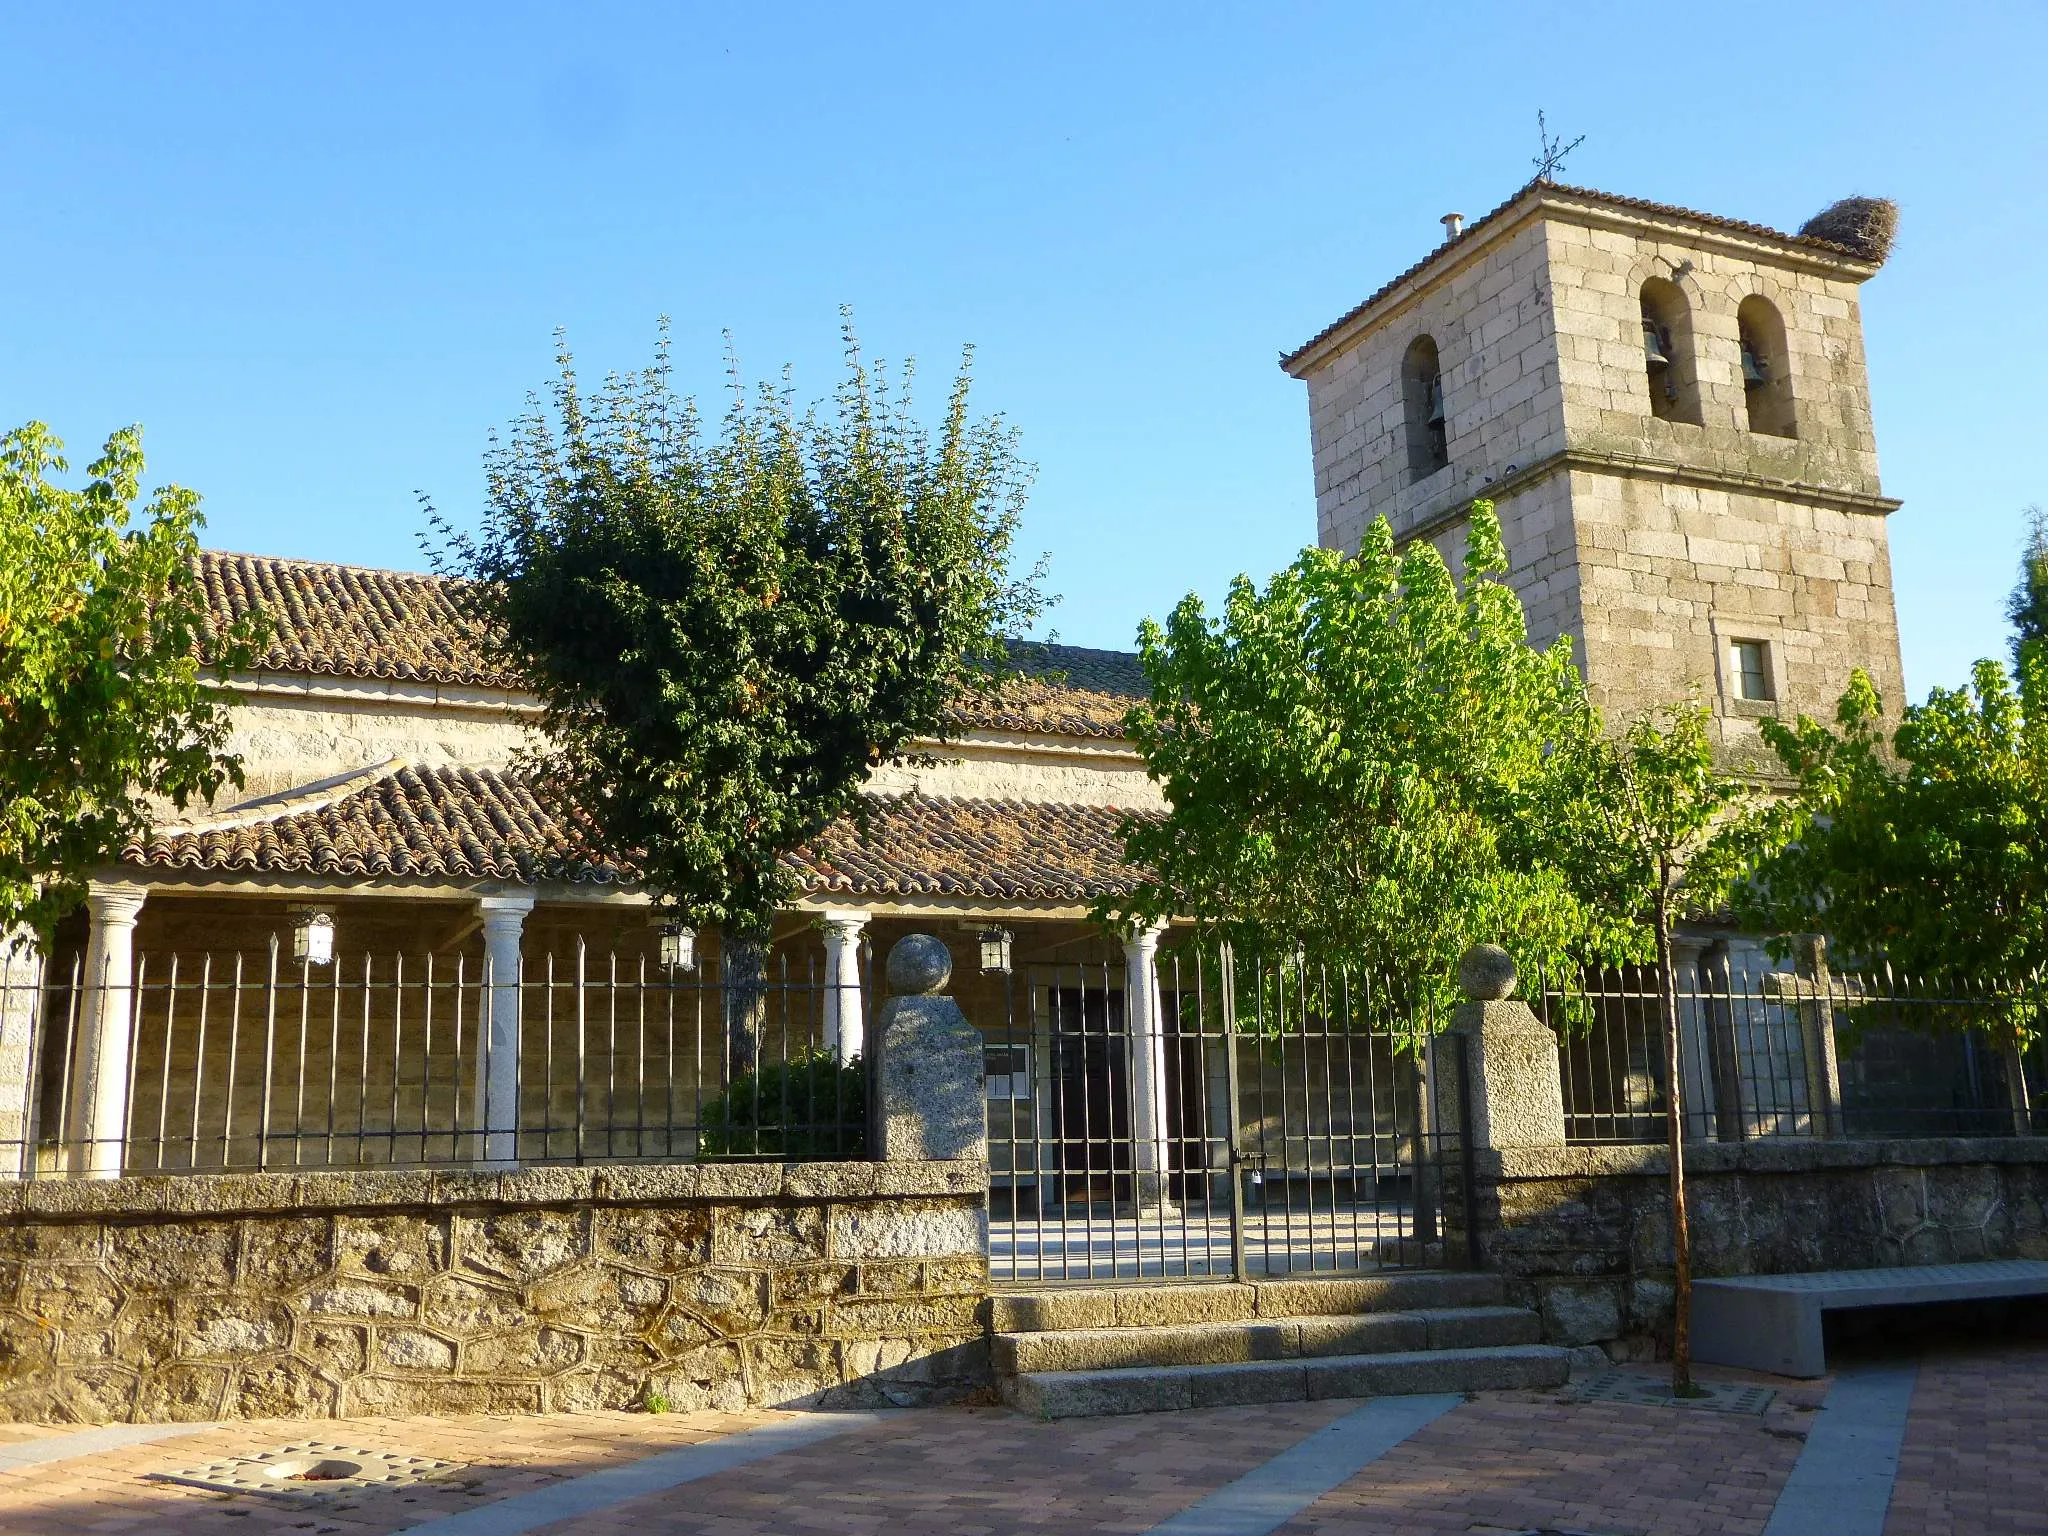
xmin=1574 ymin=1369 xmax=1774 ymax=1414
xmin=151 ymin=1441 xmax=461 ymax=1499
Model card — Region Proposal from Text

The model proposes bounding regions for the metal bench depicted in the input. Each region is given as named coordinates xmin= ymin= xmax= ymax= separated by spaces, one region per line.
xmin=1692 ymin=1259 xmax=2048 ymax=1377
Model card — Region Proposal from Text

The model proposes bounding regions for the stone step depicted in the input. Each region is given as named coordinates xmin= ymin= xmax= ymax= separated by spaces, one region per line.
xmin=996 ymin=1305 xmax=1542 ymax=1374
xmin=1001 ymin=1343 xmax=1572 ymax=1419
xmin=987 ymin=1272 xmax=1507 ymax=1334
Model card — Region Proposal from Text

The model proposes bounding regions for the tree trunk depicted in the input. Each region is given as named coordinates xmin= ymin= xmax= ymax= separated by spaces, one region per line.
xmin=722 ymin=929 xmax=768 ymax=1078
xmin=1656 ymin=883 xmax=1695 ymax=1395
xmin=2004 ymin=1034 xmax=2035 ymax=1137
xmin=1411 ymin=1038 xmax=1440 ymax=1245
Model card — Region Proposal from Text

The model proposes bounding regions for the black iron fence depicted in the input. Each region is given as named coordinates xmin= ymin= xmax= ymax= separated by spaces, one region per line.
xmin=6 ymin=927 xmax=2039 ymax=1281
xmin=985 ymin=946 xmax=1475 ymax=1283
xmin=1537 ymin=960 xmax=2045 ymax=1144
xmin=2 ymin=939 xmax=865 ymax=1176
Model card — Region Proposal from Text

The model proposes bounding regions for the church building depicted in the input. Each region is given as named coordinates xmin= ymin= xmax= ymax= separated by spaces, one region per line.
xmin=1 ymin=181 xmax=1906 ymax=1183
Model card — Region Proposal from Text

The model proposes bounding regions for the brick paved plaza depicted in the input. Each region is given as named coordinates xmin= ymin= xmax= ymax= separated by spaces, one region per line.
xmin=0 ymin=1339 xmax=2039 ymax=1536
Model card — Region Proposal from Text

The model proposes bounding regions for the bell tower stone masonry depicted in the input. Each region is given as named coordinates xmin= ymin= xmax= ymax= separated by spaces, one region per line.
xmin=1283 ymin=183 xmax=1905 ymax=769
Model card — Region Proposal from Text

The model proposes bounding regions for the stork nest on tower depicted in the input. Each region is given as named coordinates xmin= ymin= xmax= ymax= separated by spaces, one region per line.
xmin=1798 ymin=196 xmax=1899 ymax=264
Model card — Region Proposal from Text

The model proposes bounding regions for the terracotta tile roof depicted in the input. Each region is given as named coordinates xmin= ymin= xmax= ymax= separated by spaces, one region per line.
xmin=198 ymin=550 xmax=1146 ymax=738
xmin=791 ymin=793 xmax=1147 ymax=902
xmin=969 ymin=642 xmax=1149 ymax=738
xmin=126 ymin=763 xmax=1152 ymax=902
xmin=198 ymin=551 xmax=516 ymax=689
xmin=1281 ymin=180 xmax=1868 ymax=372
xmin=129 ymin=763 xmax=628 ymax=885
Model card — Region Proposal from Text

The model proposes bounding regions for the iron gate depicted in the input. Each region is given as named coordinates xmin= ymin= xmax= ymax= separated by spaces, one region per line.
xmin=985 ymin=944 xmax=1474 ymax=1283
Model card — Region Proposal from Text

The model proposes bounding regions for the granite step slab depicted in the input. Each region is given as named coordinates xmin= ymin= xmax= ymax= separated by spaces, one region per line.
xmin=996 ymin=1305 xmax=1541 ymax=1374
xmin=987 ymin=1272 xmax=1507 ymax=1333
xmin=1001 ymin=1343 xmax=1572 ymax=1419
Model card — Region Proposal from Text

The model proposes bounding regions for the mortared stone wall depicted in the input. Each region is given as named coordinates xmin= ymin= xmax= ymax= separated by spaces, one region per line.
xmin=0 ymin=1161 xmax=989 ymax=1423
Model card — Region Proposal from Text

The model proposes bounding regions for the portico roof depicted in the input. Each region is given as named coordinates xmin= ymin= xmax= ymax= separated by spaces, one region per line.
xmin=124 ymin=760 xmax=1150 ymax=904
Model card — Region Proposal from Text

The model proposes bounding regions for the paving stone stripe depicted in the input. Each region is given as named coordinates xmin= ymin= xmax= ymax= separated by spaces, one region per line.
xmin=389 ymin=1411 xmax=889 ymax=1536
xmin=0 ymin=1420 xmax=215 ymax=1472
xmin=1762 ymin=1365 xmax=1917 ymax=1536
xmin=1141 ymin=1393 xmax=1462 ymax=1536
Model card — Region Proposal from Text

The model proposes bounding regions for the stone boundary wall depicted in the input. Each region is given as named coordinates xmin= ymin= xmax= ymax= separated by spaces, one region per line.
xmin=0 ymin=1161 xmax=990 ymax=1424
xmin=1478 ymin=1138 xmax=2048 ymax=1352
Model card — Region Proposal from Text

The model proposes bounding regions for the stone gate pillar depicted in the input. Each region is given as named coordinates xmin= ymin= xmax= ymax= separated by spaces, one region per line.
xmin=1432 ymin=944 xmax=1567 ymax=1153
xmin=1430 ymin=944 xmax=1567 ymax=1268
xmin=868 ymin=935 xmax=986 ymax=1164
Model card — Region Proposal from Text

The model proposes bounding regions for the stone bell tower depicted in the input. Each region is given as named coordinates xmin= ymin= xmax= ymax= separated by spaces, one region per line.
xmin=1282 ymin=184 xmax=1906 ymax=770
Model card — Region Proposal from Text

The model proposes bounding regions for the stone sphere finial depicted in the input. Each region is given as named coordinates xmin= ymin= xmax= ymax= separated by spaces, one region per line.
xmin=886 ymin=934 xmax=953 ymax=997
xmin=1459 ymin=943 xmax=1517 ymax=1001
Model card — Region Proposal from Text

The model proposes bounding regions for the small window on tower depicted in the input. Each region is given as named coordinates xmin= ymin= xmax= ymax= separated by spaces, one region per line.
xmin=1730 ymin=639 xmax=1774 ymax=702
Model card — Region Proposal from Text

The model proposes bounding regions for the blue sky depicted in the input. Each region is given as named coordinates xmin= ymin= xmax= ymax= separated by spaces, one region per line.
xmin=4 ymin=1 xmax=2042 ymax=698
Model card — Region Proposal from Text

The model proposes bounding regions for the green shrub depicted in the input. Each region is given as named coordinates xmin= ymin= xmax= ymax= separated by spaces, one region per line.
xmin=697 ymin=1051 xmax=866 ymax=1161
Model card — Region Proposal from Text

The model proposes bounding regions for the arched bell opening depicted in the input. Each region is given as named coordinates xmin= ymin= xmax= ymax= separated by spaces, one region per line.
xmin=1402 ymin=334 xmax=1449 ymax=483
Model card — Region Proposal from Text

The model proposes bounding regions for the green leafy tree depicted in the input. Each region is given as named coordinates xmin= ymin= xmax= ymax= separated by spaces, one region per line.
xmin=0 ymin=423 xmax=260 ymax=946
xmin=2009 ymin=504 xmax=2048 ymax=665
xmin=1739 ymin=656 xmax=2048 ymax=1030
xmin=1105 ymin=500 xmax=1643 ymax=1019
xmin=1552 ymin=702 xmax=1762 ymax=1395
xmin=438 ymin=323 xmax=1046 ymax=1064
xmin=1111 ymin=501 xmax=1770 ymax=1389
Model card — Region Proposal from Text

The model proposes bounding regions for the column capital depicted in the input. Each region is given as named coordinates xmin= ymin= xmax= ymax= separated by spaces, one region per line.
xmin=819 ymin=910 xmax=871 ymax=935
xmin=1668 ymin=935 xmax=1709 ymax=969
xmin=85 ymin=882 xmax=148 ymax=926
xmin=1121 ymin=920 xmax=1168 ymax=957
xmin=475 ymin=890 xmax=537 ymax=927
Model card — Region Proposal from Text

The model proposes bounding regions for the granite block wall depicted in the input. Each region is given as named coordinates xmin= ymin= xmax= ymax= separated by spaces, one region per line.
xmin=0 ymin=1161 xmax=990 ymax=1424
xmin=1477 ymin=1139 xmax=2048 ymax=1350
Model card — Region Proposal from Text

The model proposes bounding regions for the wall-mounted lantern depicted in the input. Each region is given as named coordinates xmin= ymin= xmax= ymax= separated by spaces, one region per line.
xmin=978 ymin=927 xmax=1013 ymax=975
xmin=292 ymin=908 xmax=336 ymax=966
xmin=659 ymin=922 xmax=697 ymax=973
